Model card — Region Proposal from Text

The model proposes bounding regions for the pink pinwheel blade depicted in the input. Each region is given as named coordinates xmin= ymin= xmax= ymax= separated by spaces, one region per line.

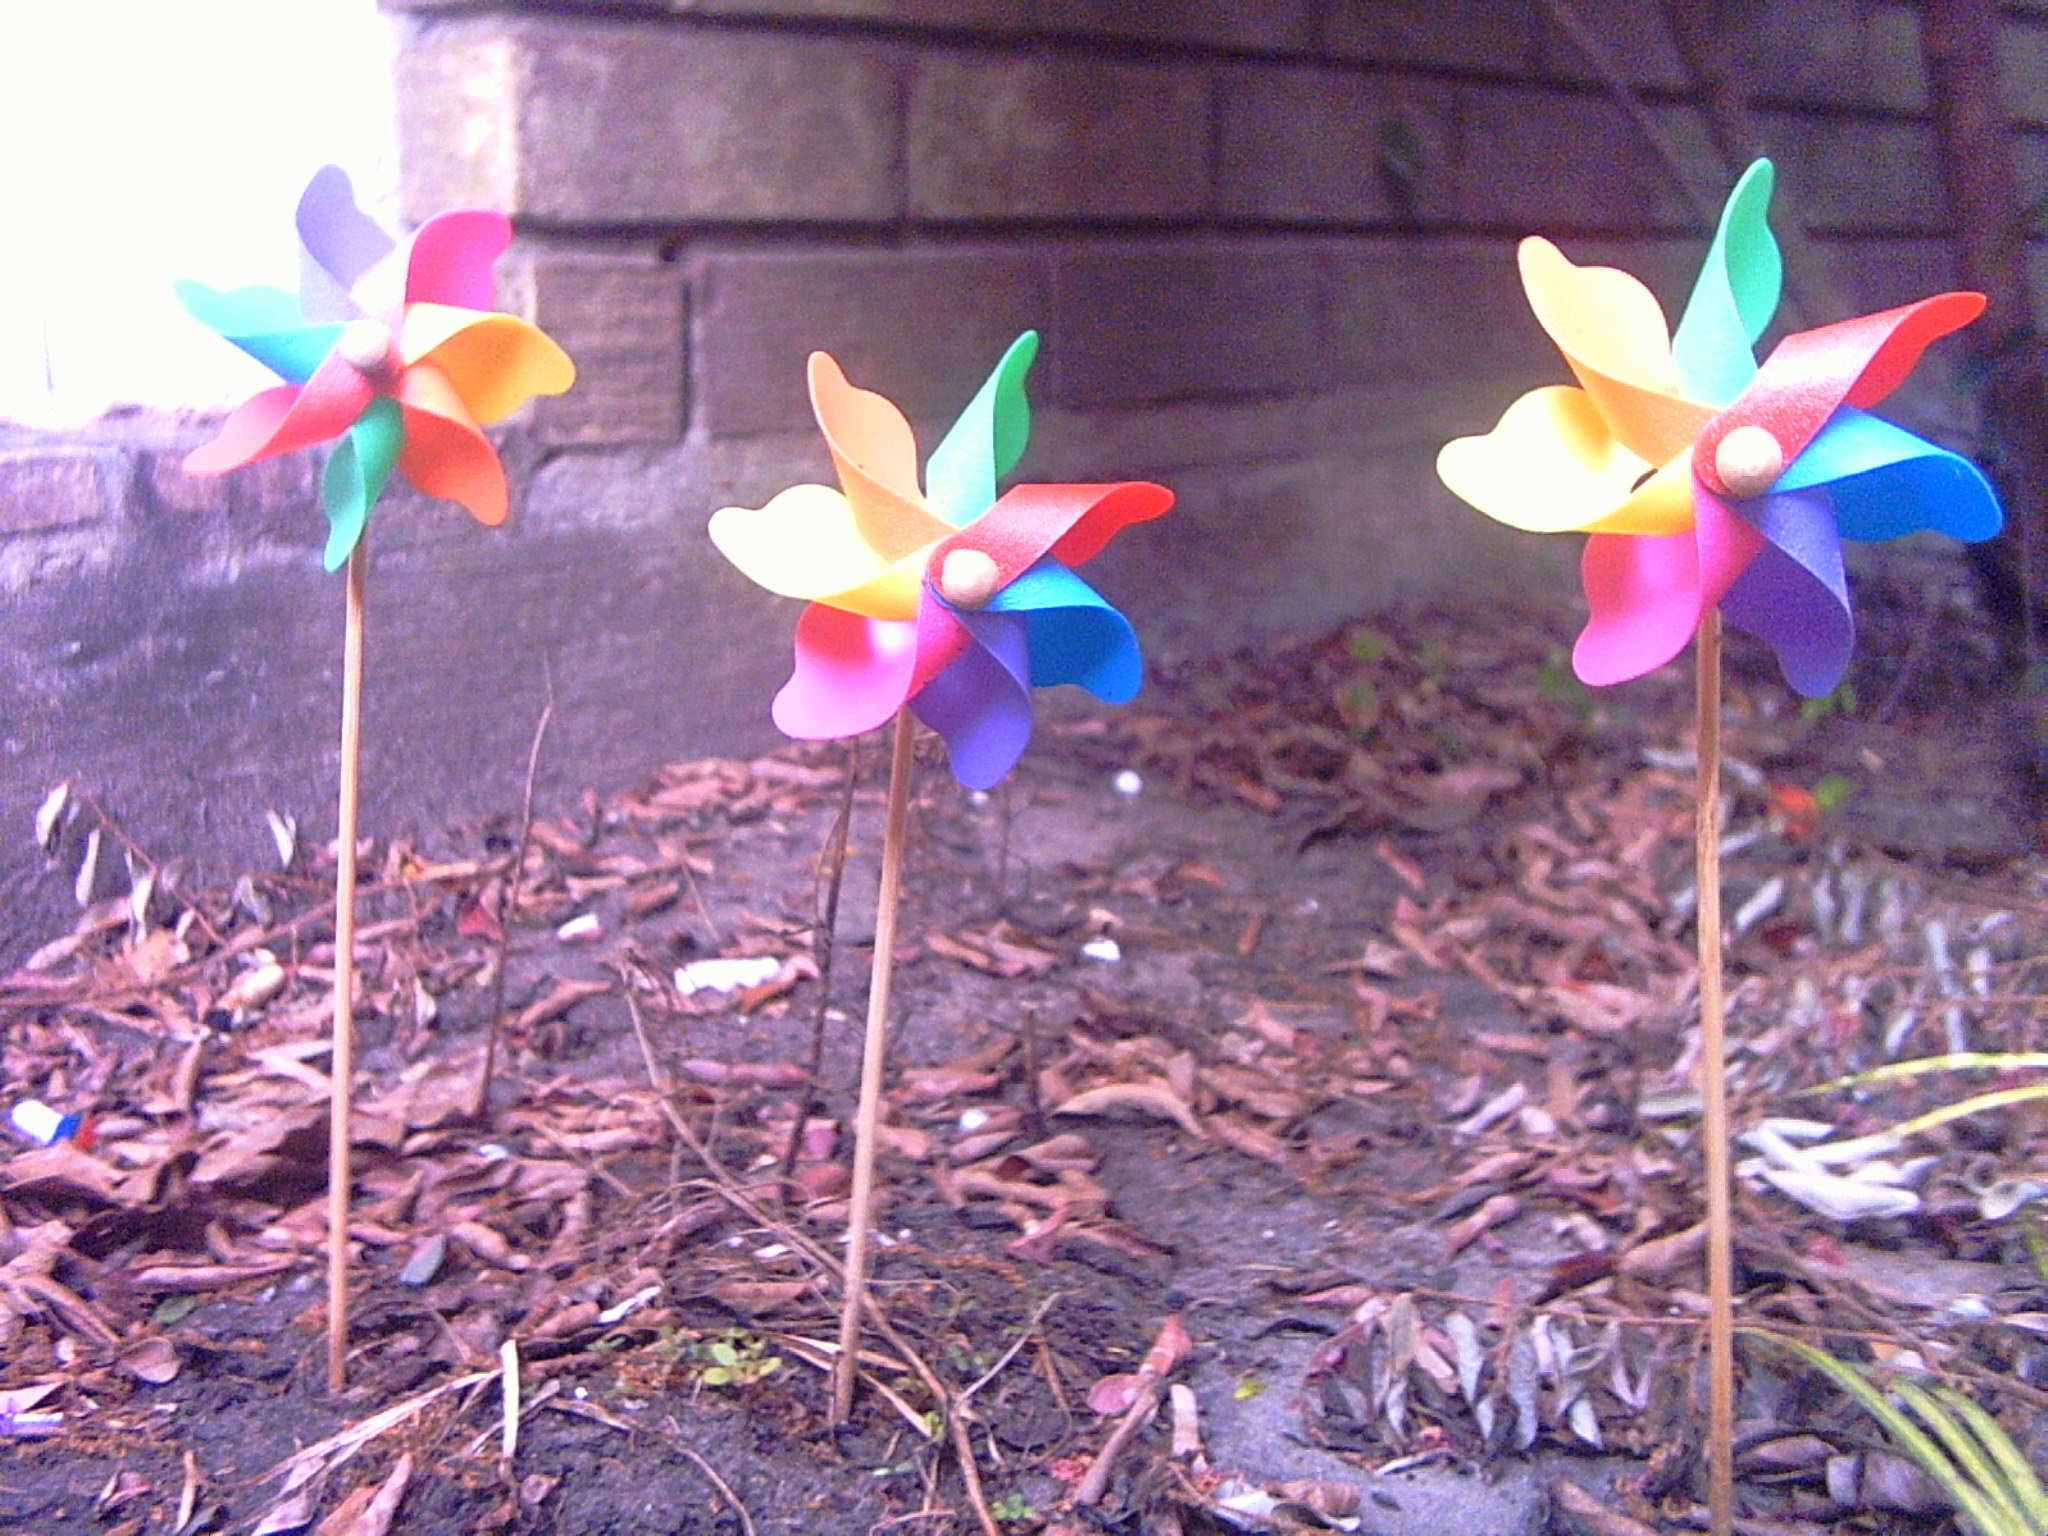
xmin=775 ymin=605 xmax=924 ymax=740
xmin=406 ymin=210 xmax=512 ymax=310
xmin=1576 ymin=492 xmax=1764 ymax=686
xmin=184 ymin=357 xmax=375 ymax=475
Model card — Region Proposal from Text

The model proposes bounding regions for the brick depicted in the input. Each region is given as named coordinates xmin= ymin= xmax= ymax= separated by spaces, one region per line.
xmin=1450 ymin=85 xmax=1722 ymax=233
xmin=1323 ymin=2 xmax=1540 ymax=76
xmin=1761 ymin=113 xmax=1948 ymax=235
xmin=1046 ymin=242 xmax=1320 ymax=408
xmin=1316 ymin=241 xmax=1553 ymax=393
xmin=0 ymin=450 xmax=110 ymax=535
xmin=1724 ymin=0 xmax=1926 ymax=114
xmin=1827 ymin=239 xmax=1962 ymax=315
xmin=397 ymin=18 xmax=900 ymax=226
xmin=2001 ymin=15 xmax=2048 ymax=126
xmin=907 ymin=55 xmax=1207 ymax=220
xmin=693 ymin=248 xmax=1047 ymax=437
xmin=1216 ymin=68 xmax=1458 ymax=226
xmin=505 ymin=257 xmax=687 ymax=446
xmin=1033 ymin=0 xmax=1310 ymax=52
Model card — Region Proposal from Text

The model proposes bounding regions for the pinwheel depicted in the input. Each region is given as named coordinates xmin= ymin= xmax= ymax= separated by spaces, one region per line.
xmin=1438 ymin=159 xmax=2000 ymax=1536
xmin=1439 ymin=158 xmax=2000 ymax=697
xmin=709 ymin=330 xmax=1172 ymax=790
xmin=178 ymin=167 xmax=575 ymax=1392
xmin=180 ymin=165 xmax=575 ymax=570
xmin=710 ymin=332 xmax=1171 ymax=1418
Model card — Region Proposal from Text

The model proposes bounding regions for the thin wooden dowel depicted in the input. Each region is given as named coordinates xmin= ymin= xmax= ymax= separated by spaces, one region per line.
xmin=833 ymin=708 xmax=917 ymax=1423
xmin=1696 ymin=610 xmax=1735 ymax=1536
xmin=327 ymin=544 xmax=368 ymax=1394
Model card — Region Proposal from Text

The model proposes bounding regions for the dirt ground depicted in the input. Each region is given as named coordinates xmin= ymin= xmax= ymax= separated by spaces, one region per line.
xmin=4 ymin=553 xmax=2046 ymax=1536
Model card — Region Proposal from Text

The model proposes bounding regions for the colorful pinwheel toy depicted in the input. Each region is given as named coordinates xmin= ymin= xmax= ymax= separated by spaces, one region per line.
xmin=709 ymin=331 xmax=1173 ymax=789
xmin=1438 ymin=159 xmax=2002 ymax=696
xmin=178 ymin=166 xmax=575 ymax=570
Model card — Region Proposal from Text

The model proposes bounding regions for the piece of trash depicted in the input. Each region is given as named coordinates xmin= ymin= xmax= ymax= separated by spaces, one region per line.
xmin=596 ymin=1283 xmax=661 ymax=1325
xmin=1080 ymin=937 xmax=1121 ymax=963
xmin=967 ymin=789 xmax=991 ymax=808
xmin=555 ymin=912 xmax=603 ymax=943
xmin=1113 ymin=769 xmax=1144 ymax=798
xmin=10 ymin=1099 xmax=87 ymax=1148
xmin=399 ymin=1233 xmax=447 ymax=1287
xmin=675 ymin=956 xmax=784 ymax=995
xmin=958 ymin=1107 xmax=993 ymax=1133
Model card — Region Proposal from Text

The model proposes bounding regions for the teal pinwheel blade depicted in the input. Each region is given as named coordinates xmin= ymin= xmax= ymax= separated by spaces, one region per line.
xmin=176 ymin=281 xmax=341 ymax=385
xmin=320 ymin=396 xmax=403 ymax=571
xmin=924 ymin=330 xmax=1040 ymax=528
xmin=1672 ymin=158 xmax=1782 ymax=408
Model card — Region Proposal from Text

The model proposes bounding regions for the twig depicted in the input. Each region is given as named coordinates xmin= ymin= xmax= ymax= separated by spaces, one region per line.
xmin=475 ymin=675 xmax=555 ymax=1121
xmin=328 ymin=542 xmax=368 ymax=1395
xmin=1075 ymin=1315 xmax=1192 ymax=1507
xmin=836 ymin=708 xmax=918 ymax=1423
xmin=780 ymin=739 xmax=862 ymax=1192
xmin=1696 ymin=611 xmax=1736 ymax=1536
xmin=959 ymin=1292 xmax=1060 ymax=1407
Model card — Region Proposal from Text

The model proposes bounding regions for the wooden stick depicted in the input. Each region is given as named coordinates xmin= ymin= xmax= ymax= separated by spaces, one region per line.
xmin=327 ymin=543 xmax=368 ymax=1394
xmin=833 ymin=707 xmax=917 ymax=1423
xmin=1695 ymin=610 xmax=1734 ymax=1536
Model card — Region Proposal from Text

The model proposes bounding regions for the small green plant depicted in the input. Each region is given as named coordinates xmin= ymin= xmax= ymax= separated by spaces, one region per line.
xmin=989 ymin=1491 xmax=1037 ymax=1524
xmin=1809 ymin=772 xmax=1855 ymax=812
xmin=1767 ymin=1336 xmax=2048 ymax=1536
xmin=690 ymin=1329 xmax=783 ymax=1389
xmin=1799 ymin=679 xmax=1859 ymax=723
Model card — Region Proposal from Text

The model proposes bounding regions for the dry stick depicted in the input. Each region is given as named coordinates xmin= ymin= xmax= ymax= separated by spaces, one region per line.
xmin=1695 ymin=611 xmax=1735 ymax=1536
xmin=474 ymin=675 xmax=556 ymax=1121
xmin=779 ymin=738 xmax=862 ymax=1193
xmin=327 ymin=543 xmax=369 ymax=1394
xmin=834 ymin=707 xmax=918 ymax=1423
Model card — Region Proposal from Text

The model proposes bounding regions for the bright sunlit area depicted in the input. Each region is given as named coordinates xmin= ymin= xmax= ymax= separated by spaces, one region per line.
xmin=0 ymin=1 xmax=398 ymax=425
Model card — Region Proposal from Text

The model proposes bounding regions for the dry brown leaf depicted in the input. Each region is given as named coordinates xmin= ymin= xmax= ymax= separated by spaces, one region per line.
xmin=1054 ymin=1083 xmax=1203 ymax=1137
xmin=313 ymin=1453 xmax=412 ymax=1536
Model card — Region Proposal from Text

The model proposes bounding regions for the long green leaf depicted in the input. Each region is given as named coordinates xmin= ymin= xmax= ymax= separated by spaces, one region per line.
xmin=1797 ymin=1053 xmax=2048 ymax=1097
xmin=1892 ymin=1380 xmax=2028 ymax=1535
xmin=1762 ymin=1337 xmax=2016 ymax=1536
xmin=1932 ymin=1387 xmax=2048 ymax=1532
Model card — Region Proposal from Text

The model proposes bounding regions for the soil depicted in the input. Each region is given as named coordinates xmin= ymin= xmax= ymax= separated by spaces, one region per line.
xmin=3 ymin=560 xmax=2045 ymax=1536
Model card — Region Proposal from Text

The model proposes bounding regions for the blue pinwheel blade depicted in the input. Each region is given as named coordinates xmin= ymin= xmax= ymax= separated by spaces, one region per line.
xmin=983 ymin=558 xmax=1144 ymax=702
xmin=1778 ymin=407 xmax=2003 ymax=545
xmin=175 ymin=281 xmax=338 ymax=384
xmin=924 ymin=331 xmax=1040 ymax=528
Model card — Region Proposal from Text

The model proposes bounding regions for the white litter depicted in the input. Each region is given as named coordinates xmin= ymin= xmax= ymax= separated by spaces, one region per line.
xmin=675 ymin=956 xmax=784 ymax=994
xmin=1080 ymin=937 xmax=1122 ymax=963
xmin=1112 ymin=769 xmax=1144 ymax=798
xmin=555 ymin=912 xmax=603 ymax=943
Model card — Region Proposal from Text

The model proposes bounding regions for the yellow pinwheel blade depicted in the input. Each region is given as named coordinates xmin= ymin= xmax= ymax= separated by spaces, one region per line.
xmin=708 ymin=483 xmax=930 ymax=621
xmin=1438 ymin=385 xmax=1682 ymax=535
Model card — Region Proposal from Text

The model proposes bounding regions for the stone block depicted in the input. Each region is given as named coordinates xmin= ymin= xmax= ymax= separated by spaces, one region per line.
xmin=506 ymin=256 xmax=687 ymax=446
xmin=1315 ymin=241 xmax=1551 ymax=393
xmin=1046 ymin=242 xmax=1320 ymax=407
xmin=907 ymin=54 xmax=1207 ymax=220
xmin=1323 ymin=2 xmax=1540 ymax=76
xmin=386 ymin=0 xmax=1025 ymax=18
xmin=1450 ymin=85 xmax=1723 ymax=232
xmin=693 ymin=247 xmax=1047 ymax=437
xmin=1723 ymin=0 xmax=1926 ymax=113
xmin=397 ymin=17 xmax=901 ymax=226
xmin=1216 ymin=67 xmax=1458 ymax=226
xmin=1033 ymin=0 xmax=1310 ymax=52
xmin=1534 ymin=0 xmax=1688 ymax=90
xmin=2001 ymin=15 xmax=2048 ymax=126
xmin=1761 ymin=113 xmax=1947 ymax=235
xmin=0 ymin=450 xmax=111 ymax=535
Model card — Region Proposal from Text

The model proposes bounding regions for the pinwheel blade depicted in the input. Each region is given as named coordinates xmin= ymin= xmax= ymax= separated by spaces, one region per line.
xmin=925 ymin=330 xmax=1039 ymax=528
xmin=912 ymin=610 xmax=1035 ymax=790
xmin=1717 ymin=488 xmax=1852 ymax=697
xmin=320 ymin=397 xmax=403 ymax=571
xmin=1671 ymin=158 xmax=1779 ymax=408
xmin=1777 ymin=407 xmax=2003 ymax=544
xmin=774 ymin=605 xmax=922 ymax=741
xmin=981 ymin=559 xmax=1144 ymax=702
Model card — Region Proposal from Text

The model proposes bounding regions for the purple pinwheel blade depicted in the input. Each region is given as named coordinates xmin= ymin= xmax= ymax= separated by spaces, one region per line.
xmin=912 ymin=609 xmax=1035 ymax=790
xmin=295 ymin=166 xmax=393 ymax=321
xmin=1717 ymin=487 xmax=1852 ymax=697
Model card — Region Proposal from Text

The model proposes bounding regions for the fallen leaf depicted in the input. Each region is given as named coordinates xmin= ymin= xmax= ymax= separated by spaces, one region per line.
xmin=1054 ymin=1083 xmax=1203 ymax=1137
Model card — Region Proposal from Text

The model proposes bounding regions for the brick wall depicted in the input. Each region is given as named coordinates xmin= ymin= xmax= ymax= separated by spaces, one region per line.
xmin=1 ymin=0 xmax=2039 ymax=957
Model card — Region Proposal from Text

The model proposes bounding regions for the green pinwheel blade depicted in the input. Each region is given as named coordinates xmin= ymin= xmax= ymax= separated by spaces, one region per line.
xmin=320 ymin=396 xmax=402 ymax=572
xmin=1672 ymin=158 xmax=1782 ymax=407
xmin=924 ymin=330 xmax=1040 ymax=528
xmin=176 ymin=279 xmax=341 ymax=385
